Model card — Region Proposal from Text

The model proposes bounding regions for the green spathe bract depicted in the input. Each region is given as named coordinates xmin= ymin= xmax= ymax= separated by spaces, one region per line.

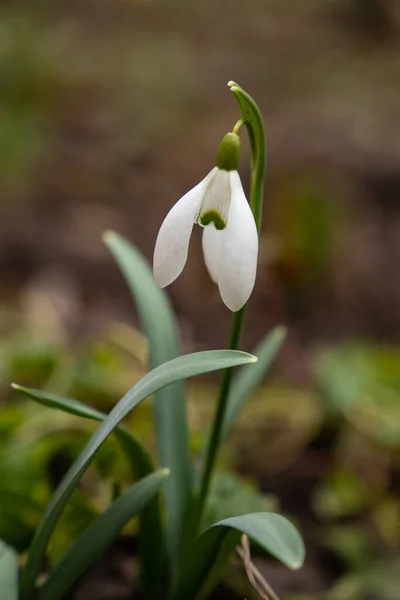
xmin=228 ymin=81 xmax=266 ymax=230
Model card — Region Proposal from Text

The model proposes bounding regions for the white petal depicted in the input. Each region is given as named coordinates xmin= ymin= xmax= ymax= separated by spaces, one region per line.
xmin=202 ymin=225 xmax=225 ymax=283
xmin=153 ymin=168 xmax=218 ymax=287
xmin=218 ymin=171 xmax=258 ymax=311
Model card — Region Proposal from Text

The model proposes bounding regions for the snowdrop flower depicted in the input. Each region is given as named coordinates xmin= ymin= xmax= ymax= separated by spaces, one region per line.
xmin=153 ymin=132 xmax=258 ymax=311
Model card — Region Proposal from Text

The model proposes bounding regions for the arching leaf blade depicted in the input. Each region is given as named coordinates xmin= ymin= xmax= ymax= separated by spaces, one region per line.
xmin=11 ymin=385 xmax=154 ymax=477
xmin=104 ymin=231 xmax=190 ymax=573
xmin=222 ymin=326 xmax=286 ymax=441
xmin=12 ymin=384 xmax=164 ymax=599
xmin=38 ymin=469 xmax=169 ymax=600
xmin=217 ymin=513 xmax=305 ymax=569
xmin=174 ymin=512 xmax=304 ymax=600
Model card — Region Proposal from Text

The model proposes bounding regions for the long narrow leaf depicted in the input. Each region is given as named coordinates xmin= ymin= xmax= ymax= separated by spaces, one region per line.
xmin=0 ymin=541 xmax=18 ymax=600
xmin=12 ymin=385 xmax=164 ymax=599
xmin=174 ymin=512 xmax=305 ymax=600
xmin=11 ymin=386 xmax=154 ymax=476
xmin=38 ymin=469 xmax=169 ymax=600
xmin=222 ymin=326 xmax=286 ymax=441
xmin=104 ymin=231 xmax=190 ymax=573
xmin=17 ymin=349 xmax=256 ymax=600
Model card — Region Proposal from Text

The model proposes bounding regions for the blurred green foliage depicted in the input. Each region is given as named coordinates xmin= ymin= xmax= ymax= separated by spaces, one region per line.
xmin=1 ymin=311 xmax=400 ymax=598
xmin=0 ymin=14 xmax=55 ymax=185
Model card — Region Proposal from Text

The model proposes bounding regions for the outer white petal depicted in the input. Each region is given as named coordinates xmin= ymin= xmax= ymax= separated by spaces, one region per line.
xmin=153 ymin=167 xmax=218 ymax=287
xmin=202 ymin=225 xmax=225 ymax=283
xmin=218 ymin=171 xmax=258 ymax=311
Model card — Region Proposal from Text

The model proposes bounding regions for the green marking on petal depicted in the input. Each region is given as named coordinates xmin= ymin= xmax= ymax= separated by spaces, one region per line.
xmin=200 ymin=210 xmax=226 ymax=230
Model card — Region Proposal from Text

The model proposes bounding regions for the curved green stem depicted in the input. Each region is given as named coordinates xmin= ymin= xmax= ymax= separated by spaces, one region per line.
xmin=232 ymin=119 xmax=243 ymax=134
xmin=196 ymin=81 xmax=266 ymax=527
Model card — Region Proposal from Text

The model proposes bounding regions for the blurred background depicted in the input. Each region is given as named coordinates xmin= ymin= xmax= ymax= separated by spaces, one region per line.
xmin=1 ymin=1 xmax=400 ymax=598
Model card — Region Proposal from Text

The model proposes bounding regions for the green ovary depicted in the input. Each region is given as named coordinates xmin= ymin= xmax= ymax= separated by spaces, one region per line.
xmin=200 ymin=210 xmax=226 ymax=230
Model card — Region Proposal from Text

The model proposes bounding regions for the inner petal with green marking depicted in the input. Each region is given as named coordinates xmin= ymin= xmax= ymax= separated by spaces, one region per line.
xmin=200 ymin=210 xmax=226 ymax=230
xmin=196 ymin=169 xmax=230 ymax=231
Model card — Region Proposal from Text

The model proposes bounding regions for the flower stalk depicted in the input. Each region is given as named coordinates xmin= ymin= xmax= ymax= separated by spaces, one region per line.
xmin=196 ymin=81 xmax=267 ymax=529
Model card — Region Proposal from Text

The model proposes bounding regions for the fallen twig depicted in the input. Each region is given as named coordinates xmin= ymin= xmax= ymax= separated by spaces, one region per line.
xmin=236 ymin=534 xmax=280 ymax=600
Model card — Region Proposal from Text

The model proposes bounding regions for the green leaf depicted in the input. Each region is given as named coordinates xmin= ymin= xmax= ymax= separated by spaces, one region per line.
xmin=218 ymin=513 xmax=305 ymax=568
xmin=38 ymin=469 xmax=169 ymax=600
xmin=174 ymin=512 xmax=305 ymax=600
xmin=12 ymin=385 xmax=164 ymax=599
xmin=202 ymin=472 xmax=276 ymax=531
xmin=0 ymin=540 xmax=19 ymax=600
xmin=11 ymin=385 xmax=154 ymax=478
xmin=222 ymin=326 xmax=286 ymax=441
xmin=17 ymin=349 xmax=256 ymax=600
xmin=104 ymin=230 xmax=190 ymax=573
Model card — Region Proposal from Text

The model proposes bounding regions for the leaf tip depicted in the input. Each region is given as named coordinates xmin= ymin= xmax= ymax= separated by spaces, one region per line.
xmin=10 ymin=383 xmax=21 ymax=391
xmin=161 ymin=468 xmax=170 ymax=477
xmin=288 ymin=548 xmax=306 ymax=570
xmin=102 ymin=230 xmax=117 ymax=246
xmin=275 ymin=324 xmax=288 ymax=340
xmin=227 ymin=80 xmax=240 ymax=92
